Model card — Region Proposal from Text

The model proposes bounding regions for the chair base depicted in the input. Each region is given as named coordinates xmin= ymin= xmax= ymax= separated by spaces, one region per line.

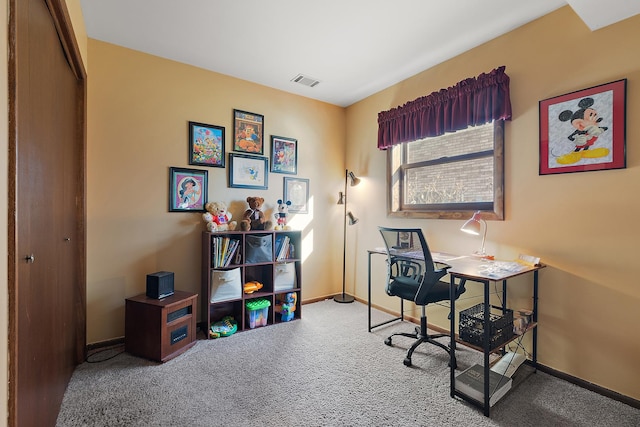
xmin=385 ymin=316 xmax=457 ymax=369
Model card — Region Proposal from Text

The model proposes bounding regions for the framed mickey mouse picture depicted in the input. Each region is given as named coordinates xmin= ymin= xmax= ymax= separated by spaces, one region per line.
xmin=539 ymin=79 xmax=626 ymax=175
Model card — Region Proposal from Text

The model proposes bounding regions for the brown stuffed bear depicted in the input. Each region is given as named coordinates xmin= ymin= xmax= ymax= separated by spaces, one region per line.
xmin=240 ymin=196 xmax=272 ymax=231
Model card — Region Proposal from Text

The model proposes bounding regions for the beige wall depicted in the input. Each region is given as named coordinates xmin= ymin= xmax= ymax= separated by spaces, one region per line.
xmin=86 ymin=40 xmax=346 ymax=342
xmin=347 ymin=6 xmax=640 ymax=400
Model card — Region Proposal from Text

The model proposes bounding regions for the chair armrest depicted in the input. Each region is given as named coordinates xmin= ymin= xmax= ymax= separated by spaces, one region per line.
xmin=388 ymin=257 xmax=423 ymax=280
xmin=414 ymin=267 xmax=450 ymax=303
xmin=434 ymin=262 xmax=452 ymax=270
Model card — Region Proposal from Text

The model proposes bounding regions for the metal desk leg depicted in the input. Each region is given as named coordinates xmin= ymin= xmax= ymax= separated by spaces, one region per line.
xmin=449 ymin=274 xmax=457 ymax=397
xmin=483 ymin=279 xmax=491 ymax=417
xmin=368 ymin=251 xmax=372 ymax=332
xmin=532 ymin=269 xmax=539 ymax=369
xmin=368 ymin=250 xmax=403 ymax=332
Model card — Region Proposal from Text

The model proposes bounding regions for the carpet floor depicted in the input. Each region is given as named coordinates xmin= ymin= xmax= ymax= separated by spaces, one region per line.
xmin=56 ymin=299 xmax=640 ymax=426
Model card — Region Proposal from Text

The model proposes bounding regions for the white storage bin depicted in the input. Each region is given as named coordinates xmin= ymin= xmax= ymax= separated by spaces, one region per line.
xmin=210 ymin=268 xmax=242 ymax=302
xmin=274 ymin=262 xmax=297 ymax=292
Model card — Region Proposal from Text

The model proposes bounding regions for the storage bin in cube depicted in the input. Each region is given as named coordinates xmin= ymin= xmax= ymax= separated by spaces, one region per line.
xmin=245 ymin=298 xmax=271 ymax=329
xmin=210 ymin=268 xmax=242 ymax=303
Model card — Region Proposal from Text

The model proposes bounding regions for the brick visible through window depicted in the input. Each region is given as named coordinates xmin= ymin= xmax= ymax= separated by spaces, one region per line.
xmin=387 ymin=121 xmax=504 ymax=220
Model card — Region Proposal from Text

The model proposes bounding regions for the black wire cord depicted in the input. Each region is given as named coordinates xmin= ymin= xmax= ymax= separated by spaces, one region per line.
xmin=85 ymin=344 xmax=125 ymax=363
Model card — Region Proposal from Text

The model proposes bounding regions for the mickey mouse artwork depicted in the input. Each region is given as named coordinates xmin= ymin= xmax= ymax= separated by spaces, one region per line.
xmin=540 ymin=79 xmax=626 ymax=175
xmin=555 ymin=97 xmax=610 ymax=165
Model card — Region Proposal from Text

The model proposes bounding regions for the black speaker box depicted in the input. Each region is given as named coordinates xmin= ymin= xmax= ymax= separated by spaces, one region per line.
xmin=146 ymin=271 xmax=175 ymax=299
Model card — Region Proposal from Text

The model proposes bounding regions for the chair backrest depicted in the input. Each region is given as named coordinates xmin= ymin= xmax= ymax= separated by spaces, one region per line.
xmin=378 ymin=227 xmax=445 ymax=301
xmin=378 ymin=227 xmax=435 ymax=272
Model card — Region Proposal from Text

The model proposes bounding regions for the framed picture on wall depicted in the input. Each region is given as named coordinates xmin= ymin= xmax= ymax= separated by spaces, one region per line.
xmin=284 ymin=177 xmax=309 ymax=214
xmin=188 ymin=121 xmax=225 ymax=167
xmin=228 ymin=153 xmax=268 ymax=189
xmin=169 ymin=167 xmax=208 ymax=212
xmin=270 ymin=135 xmax=297 ymax=174
xmin=539 ymin=79 xmax=626 ymax=175
xmin=233 ymin=109 xmax=264 ymax=154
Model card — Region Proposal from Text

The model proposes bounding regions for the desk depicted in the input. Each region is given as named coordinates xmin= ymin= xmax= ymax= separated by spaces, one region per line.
xmin=367 ymin=248 xmax=545 ymax=417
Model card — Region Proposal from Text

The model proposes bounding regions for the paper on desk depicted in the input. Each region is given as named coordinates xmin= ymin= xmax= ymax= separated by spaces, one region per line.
xmin=431 ymin=252 xmax=467 ymax=262
xmin=477 ymin=261 xmax=528 ymax=278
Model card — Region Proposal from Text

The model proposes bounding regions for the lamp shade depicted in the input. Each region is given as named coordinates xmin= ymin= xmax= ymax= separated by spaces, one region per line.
xmin=347 ymin=211 xmax=359 ymax=225
xmin=460 ymin=211 xmax=487 ymax=255
xmin=460 ymin=211 xmax=483 ymax=235
xmin=348 ymin=171 xmax=361 ymax=186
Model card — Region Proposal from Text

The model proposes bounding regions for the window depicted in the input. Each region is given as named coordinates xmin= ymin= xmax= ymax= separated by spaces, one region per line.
xmin=387 ymin=121 xmax=504 ymax=220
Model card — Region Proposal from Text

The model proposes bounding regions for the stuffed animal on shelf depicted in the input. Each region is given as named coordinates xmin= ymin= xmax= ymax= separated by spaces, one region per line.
xmin=240 ymin=196 xmax=272 ymax=231
xmin=274 ymin=199 xmax=292 ymax=230
xmin=275 ymin=292 xmax=297 ymax=322
xmin=203 ymin=201 xmax=237 ymax=232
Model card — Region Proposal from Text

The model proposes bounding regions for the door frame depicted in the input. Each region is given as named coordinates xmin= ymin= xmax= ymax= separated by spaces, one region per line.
xmin=7 ymin=0 xmax=87 ymax=424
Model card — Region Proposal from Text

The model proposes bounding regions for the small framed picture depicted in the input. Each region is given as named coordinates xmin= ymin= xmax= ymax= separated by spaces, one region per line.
xmin=284 ymin=177 xmax=309 ymax=214
xmin=229 ymin=153 xmax=268 ymax=189
xmin=539 ymin=79 xmax=626 ymax=175
xmin=188 ymin=121 xmax=225 ymax=167
xmin=270 ymin=135 xmax=297 ymax=174
xmin=169 ymin=167 xmax=207 ymax=212
xmin=233 ymin=109 xmax=264 ymax=154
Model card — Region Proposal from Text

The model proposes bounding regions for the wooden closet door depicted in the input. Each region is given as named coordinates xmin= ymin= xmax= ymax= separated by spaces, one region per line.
xmin=9 ymin=0 xmax=86 ymax=425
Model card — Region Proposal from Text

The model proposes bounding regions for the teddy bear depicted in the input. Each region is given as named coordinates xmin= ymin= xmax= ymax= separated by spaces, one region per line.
xmin=240 ymin=196 xmax=272 ymax=231
xmin=274 ymin=199 xmax=291 ymax=230
xmin=202 ymin=201 xmax=237 ymax=232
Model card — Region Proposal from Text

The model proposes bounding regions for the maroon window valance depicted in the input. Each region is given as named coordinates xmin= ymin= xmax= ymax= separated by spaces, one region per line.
xmin=377 ymin=66 xmax=512 ymax=150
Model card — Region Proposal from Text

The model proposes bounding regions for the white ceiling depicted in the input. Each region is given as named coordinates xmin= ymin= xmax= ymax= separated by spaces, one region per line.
xmin=79 ymin=0 xmax=640 ymax=107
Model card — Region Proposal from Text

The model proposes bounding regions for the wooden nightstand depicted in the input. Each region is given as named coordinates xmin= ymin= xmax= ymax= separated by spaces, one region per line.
xmin=125 ymin=291 xmax=198 ymax=362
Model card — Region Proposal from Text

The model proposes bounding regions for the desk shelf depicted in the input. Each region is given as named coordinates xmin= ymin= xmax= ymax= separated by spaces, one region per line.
xmin=449 ymin=265 xmax=545 ymax=417
xmin=454 ymin=322 xmax=537 ymax=354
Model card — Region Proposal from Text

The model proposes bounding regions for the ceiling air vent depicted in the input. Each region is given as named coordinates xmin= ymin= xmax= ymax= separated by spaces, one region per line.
xmin=291 ymin=74 xmax=320 ymax=88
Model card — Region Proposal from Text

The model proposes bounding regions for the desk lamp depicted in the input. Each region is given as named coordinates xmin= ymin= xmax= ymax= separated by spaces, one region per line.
xmin=334 ymin=169 xmax=360 ymax=304
xmin=460 ymin=211 xmax=487 ymax=256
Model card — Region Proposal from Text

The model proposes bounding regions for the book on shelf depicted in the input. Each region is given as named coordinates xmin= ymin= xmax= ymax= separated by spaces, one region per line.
xmin=276 ymin=236 xmax=290 ymax=261
xmin=490 ymin=351 xmax=527 ymax=378
xmin=455 ymin=364 xmax=512 ymax=407
xmin=221 ymin=239 xmax=239 ymax=267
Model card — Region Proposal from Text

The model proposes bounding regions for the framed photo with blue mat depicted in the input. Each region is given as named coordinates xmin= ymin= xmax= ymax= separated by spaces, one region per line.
xmin=270 ymin=135 xmax=297 ymax=174
xmin=169 ymin=167 xmax=207 ymax=212
xmin=188 ymin=121 xmax=225 ymax=168
xmin=228 ymin=153 xmax=268 ymax=189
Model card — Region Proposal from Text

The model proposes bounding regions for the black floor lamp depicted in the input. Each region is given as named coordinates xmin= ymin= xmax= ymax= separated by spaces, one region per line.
xmin=334 ymin=169 xmax=360 ymax=303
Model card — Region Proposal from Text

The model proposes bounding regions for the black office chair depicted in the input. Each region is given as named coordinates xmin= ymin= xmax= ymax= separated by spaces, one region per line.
xmin=378 ymin=226 xmax=466 ymax=368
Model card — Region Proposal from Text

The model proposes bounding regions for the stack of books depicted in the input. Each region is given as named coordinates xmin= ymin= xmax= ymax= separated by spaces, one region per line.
xmin=275 ymin=235 xmax=295 ymax=261
xmin=212 ymin=237 xmax=240 ymax=267
xmin=455 ymin=364 xmax=512 ymax=407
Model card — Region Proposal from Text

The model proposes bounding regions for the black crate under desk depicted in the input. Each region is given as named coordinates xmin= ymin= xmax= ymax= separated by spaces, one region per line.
xmin=125 ymin=291 xmax=198 ymax=362
xmin=459 ymin=303 xmax=514 ymax=350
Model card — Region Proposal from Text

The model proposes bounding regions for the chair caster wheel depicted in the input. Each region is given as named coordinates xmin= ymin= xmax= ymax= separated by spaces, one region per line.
xmin=384 ymin=338 xmax=392 ymax=346
xmin=403 ymin=357 xmax=412 ymax=367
